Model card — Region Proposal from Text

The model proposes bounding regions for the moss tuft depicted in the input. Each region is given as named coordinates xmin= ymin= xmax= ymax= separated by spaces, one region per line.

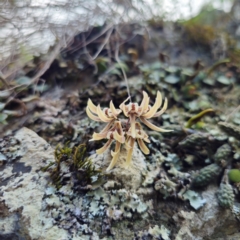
xmin=42 ymin=143 xmax=101 ymax=190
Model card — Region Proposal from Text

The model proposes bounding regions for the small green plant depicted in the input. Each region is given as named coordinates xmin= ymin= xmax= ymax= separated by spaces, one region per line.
xmin=42 ymin=143 xmax=101 ymax=190
xmin=228 ymin=169 xmax=240 ymax=183
xmin=54 ymin=141 xmax=72 ymax=161
xmin=185 ymin=108 xmax=214 ymax=128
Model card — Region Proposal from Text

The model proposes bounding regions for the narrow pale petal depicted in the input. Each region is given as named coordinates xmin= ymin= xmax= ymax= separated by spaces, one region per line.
xmin=97 ymin=105 xmax=113 ymax=122
xmin=146 ymin=97 xmax=150 ymax=111
xmin=143 ymin=138 xmax=151 ymax=143
xmin=96 ymin=139 xmax=113 ymax=154
xmin=106 ymin=142 xmax=121 ymax=171
xmin=129 ymin=114 xmax=136 ymax=138
xmin=110 ymin=100 xmax=120 ymax=118
xmin=126 ymin=147 xmax=134 ymax=166
xmin=137 ymin=139 xmax=150 ymax=155
xmin=119 ymin=97 xmax=130 ymax=117
xmin=115 ymin=121 xmax=123 ymax=132
xmin=139 ymin=91 xmax=149 ymax=115
xmin=113 ymin=121 xmax=125 ymax=143
xmin=125 ymin=137 xmax=135 ymax=166
xmin=113 ymin=131 xmax=125 ymax=143
xmin=153 ymin=98 xmax=168 ymax=118
xmin=143 ymin=136 xmax=150 ymax=143
xmin=135 ymin=122 xmax=149 ymax=141
xmin=135 ymin=131 xmax=150 ymax=143
xmin=92 ymin=132 xmax=108 ymax=140
xmin=142 ymin=91 xmax=162 ymax=119
xmin=125 ymin=136 xmax=131 ymax=149
xmin=140 ymin=117 xmax=173 ymax=132
xmin=87 ymin=99 xmax=97 ymax=113
xmin=86 ymin=106 xmax=101 ymax=121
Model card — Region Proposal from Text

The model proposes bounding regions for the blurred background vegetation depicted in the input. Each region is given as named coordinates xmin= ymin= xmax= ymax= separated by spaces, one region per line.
xmin=0 ymin=0 xmax=238 ymax=73
xmin=1 ymin=0 xmax=240 ymax=126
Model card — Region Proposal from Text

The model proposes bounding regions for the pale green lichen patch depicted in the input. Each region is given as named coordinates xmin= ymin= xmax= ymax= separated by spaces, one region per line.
xmin=148 ymin=225 xmax=171 ymax=240
xmin=183 ymin=190 xmax=206 ymax=210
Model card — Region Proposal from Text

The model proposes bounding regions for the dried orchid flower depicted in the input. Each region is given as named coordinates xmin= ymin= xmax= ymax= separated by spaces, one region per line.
xmin=86 ymin=98 xmax=121 ymax=123
xmin=86 ymin=99 xmax=124 ymax=170
xmin=120 ymin=91 xmax=171 ymax=138
xmin=86 ymin=91 xmax=172 ymax=171
xmin=125 ymin=122 xmax=150 ymax=165
xmin=90 ymin=121 xmax=125 ymax=171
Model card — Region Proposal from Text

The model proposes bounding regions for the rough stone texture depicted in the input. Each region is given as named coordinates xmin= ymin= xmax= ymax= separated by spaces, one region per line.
xmin=0 ymin=128 xmax=68 ymax=240
xmin=90 ymin=144 xmax=147 ymax=191
xmin=0 ymin=127 xmax=240 ymax=240
xmin=174 ymin=185 xmax=240 ymax=240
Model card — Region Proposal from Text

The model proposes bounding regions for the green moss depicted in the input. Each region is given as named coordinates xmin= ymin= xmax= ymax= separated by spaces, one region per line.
xmin=41 ymin=162 xmax=55 ymax=172
xmin=54 ymin=142 xmax=72 ymax=162
xmin=73 ymin=144 xmax=87 ymax=169
xmin=42 ymin=143 xmax=102 ymax=190
xmin=72 ymin=144 xmax=101 ymax=183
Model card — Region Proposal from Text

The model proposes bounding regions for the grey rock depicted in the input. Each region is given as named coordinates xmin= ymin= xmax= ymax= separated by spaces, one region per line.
xmin=0 ymin=127 xmax=240 ymax=240
xmin=174 ymin=185 xmax=240 ymax=240
xmin=0 ymin=128 xmax=69 ymax=240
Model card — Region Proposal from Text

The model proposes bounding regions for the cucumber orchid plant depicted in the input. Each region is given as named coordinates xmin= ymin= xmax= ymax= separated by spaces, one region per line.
xmin=86 ymin=91 xmax=172 ymax=171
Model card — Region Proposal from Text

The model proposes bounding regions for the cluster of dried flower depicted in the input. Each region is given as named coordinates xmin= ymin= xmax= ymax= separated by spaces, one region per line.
xmin=86 ymin=91 xmax=171 ymax=171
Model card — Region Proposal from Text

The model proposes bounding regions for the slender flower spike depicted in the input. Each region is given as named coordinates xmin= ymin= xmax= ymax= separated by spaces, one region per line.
xmin=86 ymin=91 xmax=172 ymax=171
xmin=125 ymin=136 xmax=135 ymax=166
xmin=90 ymin=120 xmax=125 ymax=171
xmin=125 ymin=122 xmax=151 ymax=166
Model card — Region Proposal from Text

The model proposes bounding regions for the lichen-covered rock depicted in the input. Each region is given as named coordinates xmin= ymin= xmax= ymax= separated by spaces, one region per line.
xmin=84 ymin=187 xmax=149 ymax=219
xmin=178 ymin=133 xmax=209 ymax=148
xmin=154 ymin=174 xmax=178 ymax=198
xmin=161 ymin=125 xmax=189 ymax=138
xmin=192 ymin=163 xmax=222 ymax=187
xmin=1 ymin=128 xmax=240 ymax=240
xmin=217 ymin=183 xmax=234 ymax=208
xmin=214 ymin=143 xmax=232 ymax=165
xmin=134 ymin=225 xmax=171 ymax=240
xmin=90 ymin=144 xmax=147 ymax=190
xmin=174 ymin=185 xmax=240 ymax=240
xmin=182 ymin=190 xmax=206 ymax=210
xmin=0 ymin=127 xmax=70 ymax=240
xmin=218 ymin=121 xmax=240 ymax=139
